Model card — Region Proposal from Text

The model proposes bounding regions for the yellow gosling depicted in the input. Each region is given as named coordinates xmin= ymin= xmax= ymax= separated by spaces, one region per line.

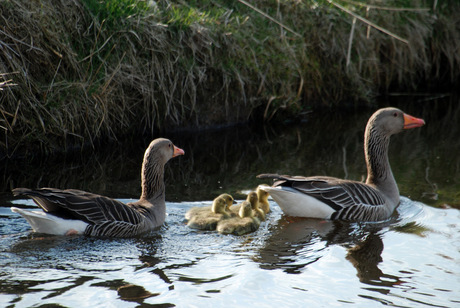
xmin=257 ymin=186 xmax=270 ymax=214
xmin=187 ymin=194 xmax=234 ymax=231
xmin=212 ymin=193 xmax=234 ymax=214
xmin=217 ymin=201 xmax=261 ymax=235
xmin=229 ymin=191 xmax=257 ymax=215
xmin=239 ymin=200 xmax=253 ymax=218
xmin=185 ymin=206 xmax=211 ymax=221
xmin=247 ymin=191 xmax=265 ymax=221
xmin=185 ymin=193 xmax=234 ymax=221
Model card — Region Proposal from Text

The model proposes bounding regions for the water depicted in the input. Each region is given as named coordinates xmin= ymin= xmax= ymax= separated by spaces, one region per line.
xmin=1 ymin=97 xmax=459 ymax=307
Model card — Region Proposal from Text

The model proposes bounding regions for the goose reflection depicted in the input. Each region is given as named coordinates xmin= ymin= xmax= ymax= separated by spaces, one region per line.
xmin=254 ymin=216 xmax=403 ymax=287
xmin=346 ymin=232 xmax=402 ymax=289
xmin=253 ymin=216 xmax=338 ymax=274
xmin=134 ymin=235 xmax=174 ymax=286
xmin=117 ymin=284 xmax=157 ymax=303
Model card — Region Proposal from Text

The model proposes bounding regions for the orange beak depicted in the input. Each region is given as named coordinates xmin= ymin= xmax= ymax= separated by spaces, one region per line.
xmin=403 ymin=113 xmax=425 ymax=129
xmin=173 ymin=145 xmax=185 ymax=157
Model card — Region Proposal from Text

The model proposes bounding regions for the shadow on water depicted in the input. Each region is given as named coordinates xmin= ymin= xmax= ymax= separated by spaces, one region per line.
xmin=1 ymin=94 xmax=458 ymax=208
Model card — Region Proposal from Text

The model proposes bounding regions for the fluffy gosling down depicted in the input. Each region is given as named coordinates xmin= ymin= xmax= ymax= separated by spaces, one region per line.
xmin=186 ymin=194 xmax=234 ymax=231
xmin=229 ymin=191 xmax=266 ymax=221
xmin=217 ymin=201 xmax=261 ymax=236
xmin=257 ymin=186 xmax=270 ymax=214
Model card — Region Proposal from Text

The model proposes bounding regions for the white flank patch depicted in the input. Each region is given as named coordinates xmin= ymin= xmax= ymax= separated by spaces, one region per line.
xmin=11 ymin=207 xmax=88 ymax=235
xmin=258 ymin=185 xmax=334 ymax=219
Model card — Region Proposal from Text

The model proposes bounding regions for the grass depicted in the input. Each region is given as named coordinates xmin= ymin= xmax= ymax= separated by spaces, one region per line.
xmin=0 ymin=0 xmax=459 ymax=157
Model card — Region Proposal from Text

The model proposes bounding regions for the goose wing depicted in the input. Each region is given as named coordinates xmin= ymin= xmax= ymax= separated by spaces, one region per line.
xmin=258 ymin=174 xmax=387 ymax=220
xmin=12 ymin=188 xmax=144 ymax=225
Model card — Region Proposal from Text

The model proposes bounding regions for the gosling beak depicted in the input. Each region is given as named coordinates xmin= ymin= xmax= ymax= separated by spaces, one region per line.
xmin=173 ymin=145 xmax=185 ymax=157
xmin=403 ymin=113 xmax=425 ymax=129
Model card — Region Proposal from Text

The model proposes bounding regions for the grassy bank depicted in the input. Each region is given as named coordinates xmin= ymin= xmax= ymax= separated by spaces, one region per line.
xmin=0 ymin=0 xmax=459 ymax=156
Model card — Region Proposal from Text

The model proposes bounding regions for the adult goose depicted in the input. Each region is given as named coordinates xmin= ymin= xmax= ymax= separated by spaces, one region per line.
xmin=258 ymin=107 xmax=425 ymax=222
xmin=11 ymin=138 xmax=184 ymax=237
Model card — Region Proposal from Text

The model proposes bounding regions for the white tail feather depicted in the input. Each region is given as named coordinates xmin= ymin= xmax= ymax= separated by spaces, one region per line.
xmin=258 ymin=185 xmax=335 ymax=219
xmin=11 ymin=207 xmax=88 ymax=235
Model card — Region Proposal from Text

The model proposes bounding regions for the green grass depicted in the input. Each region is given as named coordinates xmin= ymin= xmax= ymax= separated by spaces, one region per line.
xmin=0 ymin=0 xmax=459 ymax=157
xmin=82 ymin=0 xmax=151 ymax=24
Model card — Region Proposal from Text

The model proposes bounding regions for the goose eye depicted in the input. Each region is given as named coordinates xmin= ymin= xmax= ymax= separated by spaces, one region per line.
xmin=393 ymin=112 xmax=398 ymax=117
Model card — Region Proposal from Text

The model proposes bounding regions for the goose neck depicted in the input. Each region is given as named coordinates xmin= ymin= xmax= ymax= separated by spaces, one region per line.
xmin=364 ymin=127 xmax=398 ymax=201
xmin=140 ymin=159 xmax=165 ymax=201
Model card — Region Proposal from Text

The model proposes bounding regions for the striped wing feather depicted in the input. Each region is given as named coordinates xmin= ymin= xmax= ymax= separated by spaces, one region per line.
xmin=12 ymin=188 xmax=143 ymax=226
xmin=259 ymin=174 xmax=387 ymax=221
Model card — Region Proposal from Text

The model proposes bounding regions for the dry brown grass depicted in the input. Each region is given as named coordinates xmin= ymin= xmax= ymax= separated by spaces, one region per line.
xmin=0 ymin=0 xmax=459 ymax=157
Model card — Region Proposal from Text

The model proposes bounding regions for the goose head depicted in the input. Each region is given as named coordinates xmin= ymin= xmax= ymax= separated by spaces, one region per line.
xmin=212 ymin=198 xmax=228 ymax=214
xmin=212 ymin=193 xmax=234 ymax=214
xmin=141 ymin=138 xmax=184 ymax=200
xmin=367 ymin=107 xmax=425 ymax=137
xmin=219 ymin=194 xmax=235 ymax=210
xmin=143 ymin=138 xmax=185 ymax=167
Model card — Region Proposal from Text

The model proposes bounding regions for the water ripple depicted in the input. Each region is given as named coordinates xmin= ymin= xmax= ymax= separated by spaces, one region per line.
xmin=1 ymin=197 xmax=459 ymax=307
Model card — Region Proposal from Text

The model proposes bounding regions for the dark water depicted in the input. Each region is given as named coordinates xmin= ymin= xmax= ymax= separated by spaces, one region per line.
xmin=1 ymin=96 xmax=459 ymax=307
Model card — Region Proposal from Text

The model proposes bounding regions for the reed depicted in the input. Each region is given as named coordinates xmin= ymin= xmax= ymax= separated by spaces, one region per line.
xmin=0 ymin=0 xmax=458 ymax=156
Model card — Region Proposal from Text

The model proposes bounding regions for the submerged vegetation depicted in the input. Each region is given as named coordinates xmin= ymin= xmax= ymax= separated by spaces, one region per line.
xmin=0 ymin=0 xmax=459 ymax=156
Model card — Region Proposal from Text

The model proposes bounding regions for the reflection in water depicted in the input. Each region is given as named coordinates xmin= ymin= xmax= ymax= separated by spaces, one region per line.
xmin=346 ymin=232 xmax=402 ymax=289
xmin=254 ymin=213 xmax=405 ymax=290
xmin=251 ymin=197 xmax=431 ymax=302
xmin=254 ymin=217 xmax=333 ymax=274
xmin=1 ymin=96 xmax=459 ymax=209
xmin=135 ymin=235 xmax=176 ymax=287
xmin=116 ymin=284 xmax=158 ymax=303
